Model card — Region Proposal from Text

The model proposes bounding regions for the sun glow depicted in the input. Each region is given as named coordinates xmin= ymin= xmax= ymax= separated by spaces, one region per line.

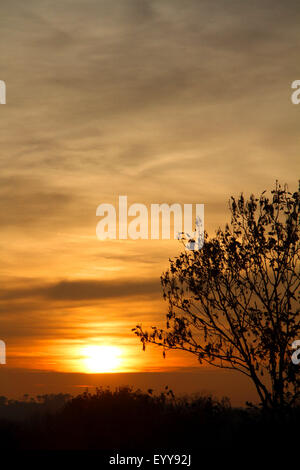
xmin=82 ymin=345 xmax=123 ymax=373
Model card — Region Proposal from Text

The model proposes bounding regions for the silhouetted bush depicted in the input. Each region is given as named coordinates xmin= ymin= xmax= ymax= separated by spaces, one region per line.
xmin=0 ymin=387 xmax=298 ymax=450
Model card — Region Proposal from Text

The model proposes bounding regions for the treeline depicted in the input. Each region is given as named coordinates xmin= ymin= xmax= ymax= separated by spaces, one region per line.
xmin=0 ymin=387 xmax=298 ymax=450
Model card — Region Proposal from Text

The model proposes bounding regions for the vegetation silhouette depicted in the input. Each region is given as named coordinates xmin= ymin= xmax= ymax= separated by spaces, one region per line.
xmin=134 ymin=182 xmax=300 ymax=411
xmin=0 ymin=387 xmax=299 ymax=450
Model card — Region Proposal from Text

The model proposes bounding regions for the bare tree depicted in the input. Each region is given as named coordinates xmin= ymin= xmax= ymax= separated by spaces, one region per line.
xmin=134 ymin=182 xmax=300 ymax=410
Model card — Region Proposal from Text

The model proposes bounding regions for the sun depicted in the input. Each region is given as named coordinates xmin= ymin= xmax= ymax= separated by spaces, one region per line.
xmin=81 ymin=345 xmax=123 ymax=373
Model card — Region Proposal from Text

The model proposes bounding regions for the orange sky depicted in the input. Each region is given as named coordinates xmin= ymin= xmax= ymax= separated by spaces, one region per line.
xmin=0 ymin=0 xmax=299 ymax=386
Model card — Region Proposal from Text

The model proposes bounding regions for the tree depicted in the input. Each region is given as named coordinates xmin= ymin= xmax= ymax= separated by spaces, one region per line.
xmin=134 ymin=182 xmax=300 ymax=410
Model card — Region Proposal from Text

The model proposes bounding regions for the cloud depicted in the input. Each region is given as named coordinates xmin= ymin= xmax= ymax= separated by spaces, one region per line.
xmin=0 ymin=278 xmax=161 ymax=302
xmin=0 ymin=175 xmax=77 ymax=229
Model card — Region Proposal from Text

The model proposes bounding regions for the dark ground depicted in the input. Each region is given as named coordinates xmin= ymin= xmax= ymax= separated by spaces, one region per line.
xmin=0 ymin=386 xmax=298 ymax=451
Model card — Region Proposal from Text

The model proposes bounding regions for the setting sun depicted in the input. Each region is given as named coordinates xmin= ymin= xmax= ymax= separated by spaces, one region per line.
xmin=81 ymin=345 xmax=123 ymax=373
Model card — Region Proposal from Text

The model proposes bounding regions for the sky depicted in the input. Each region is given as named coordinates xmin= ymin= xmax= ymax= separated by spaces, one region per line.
xmin=0 ymin=0 xmax=299 ymax=398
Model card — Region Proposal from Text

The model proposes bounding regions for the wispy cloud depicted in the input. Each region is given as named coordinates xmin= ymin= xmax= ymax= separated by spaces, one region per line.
xmin=0 ymin=277 xmax=160 ymax=302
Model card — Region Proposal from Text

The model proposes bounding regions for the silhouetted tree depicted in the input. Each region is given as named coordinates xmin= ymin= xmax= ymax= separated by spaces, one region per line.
xmin=134 ymin=182 xmax=300 ymax=410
